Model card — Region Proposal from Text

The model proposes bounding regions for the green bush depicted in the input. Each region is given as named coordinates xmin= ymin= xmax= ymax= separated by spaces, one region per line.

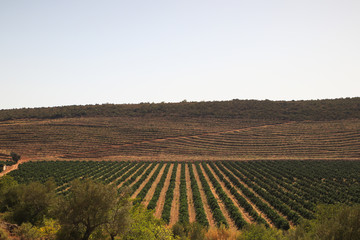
xmin=288 ymin=204 xmax=360 ymax=240
xmin=239 ymin=224 xmax=285 ymax=240
xmin=0 ymin=228 xmax=9 ymax=240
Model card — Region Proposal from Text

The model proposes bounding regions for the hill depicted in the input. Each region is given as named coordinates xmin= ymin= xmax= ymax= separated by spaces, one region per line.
xmin=0 ymin=98 xmax=359 ymax=161
xmin=1 ymin=98 xmax=360 ymax=121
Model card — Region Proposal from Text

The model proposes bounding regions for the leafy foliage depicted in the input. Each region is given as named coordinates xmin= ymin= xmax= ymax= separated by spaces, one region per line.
xmin=161 ymin=163 xmax=178 ymax=224
xmin=124 ymin=205 xmax=176 ymax=240
xmin=238 ymin=224 xmax=286 ymax=240
xmin=7 ymin=180 xmax=57 ymax=226
xmin=288 ymin=204 xmax=360 ymax=240
xmin=6 ymin=160 xmax=360 ymax=233
xmin=1 ymin=98 xmax=360 ymax=121
xmin=195 ymin=163 xmax=228 ymax=228
xmin=147 ymin=163 xmax=171 ymax=210
xmin=56 ymin=179 xmax=126 ymax=240
xmin=133 ymin=163 xmax=164 ymax=205
xmin=178 ymin=163 xmax=189 ymax=224
xmin=10 ymin=152 xmax=21 ymax=163
xmin=188 ymin=163 xmax=209 ymax=227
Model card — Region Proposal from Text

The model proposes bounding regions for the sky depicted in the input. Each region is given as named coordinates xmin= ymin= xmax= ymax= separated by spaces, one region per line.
xmin=1 ymin=0 xmax=359 ymax=109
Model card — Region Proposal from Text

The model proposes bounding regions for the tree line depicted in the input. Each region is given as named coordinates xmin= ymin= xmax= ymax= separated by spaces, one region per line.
xmin=1 ymin=98 xmax=360 ymax=121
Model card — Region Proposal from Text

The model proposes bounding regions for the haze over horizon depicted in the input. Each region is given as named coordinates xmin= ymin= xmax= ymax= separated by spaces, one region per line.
xmin=1 ymin=1 xmax=360 ymax=110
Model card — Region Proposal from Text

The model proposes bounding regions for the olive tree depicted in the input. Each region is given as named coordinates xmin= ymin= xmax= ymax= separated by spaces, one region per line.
xmin=56 ymin=179 xmax=131 ymax=240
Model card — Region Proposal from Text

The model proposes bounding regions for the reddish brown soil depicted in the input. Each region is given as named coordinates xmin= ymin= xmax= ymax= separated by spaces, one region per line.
xmin=199 ymin=164 xmax=236 ymax=229
xmin=0 ymin=157 xmax=32 ymax=177
xmin=111 ymin=164 xmax=137 ymax=187
xmin=192 ymin=164 xmax=216 ymax=227
xmin=0 ymin=220 xmax=20 ymax=240
xmin=154 ymin=164 xmax=174 ymax=218
xmin=122 ymin=164 xmax=152 ymax=189
xmin=2 ymin=117 xmax=358 ymax=162
xmin=221 ymin=163 xmax=293 ymax=227
xmin=212 ymin=163 xmax=273 ymax=227
xmin=206 ymin=163 xmax=252 ymax=224
xmin=131 ymin=164 xmax=160 ymax=199
xmin=169 ymin=164 xmax=181 ymax=226
xmin=142 ymin=164 xmax=166 ymax=207
xmin=185 ymin=164 xmax=196 ymax=223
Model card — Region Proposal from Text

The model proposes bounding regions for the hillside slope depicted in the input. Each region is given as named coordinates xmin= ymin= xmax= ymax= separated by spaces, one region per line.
xmin=0 ymin=98 xmax=359 ymax=161
xmin=1 ymin=98 xmax=360 ymax=121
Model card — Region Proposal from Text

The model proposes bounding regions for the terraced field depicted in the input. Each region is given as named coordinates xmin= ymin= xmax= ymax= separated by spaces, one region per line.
xmin=0 ymin=117 xmax=359 ymax=161
xmin=8 ymin=160 xmax=360 ymax=230
xmin=1 ymin=104 xmax=360 ymax=231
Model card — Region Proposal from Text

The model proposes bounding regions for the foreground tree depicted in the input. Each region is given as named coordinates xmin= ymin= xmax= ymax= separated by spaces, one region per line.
xmin=0 ymin=175 xmax=18 ymax=212
xmin=105 ymin=187 xmax=132 ymax=240
xmin=123 ymin=205 xmax=175 ymax=240
xmin=6 ymin=179 xmax=57 ymax=226
xmin=56 ymin=179 xmax=130 ymax=240
xmin=289 ymin=204 xmax=360 ymax=240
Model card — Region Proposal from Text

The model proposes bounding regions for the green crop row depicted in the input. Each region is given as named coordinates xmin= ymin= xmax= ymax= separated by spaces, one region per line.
xmin=130 ymin=163 xmax=157 ymax=195
xmin=195 ymin=163 xmax=228 ymax=228
xmin=219 ymin=162 xmax=290 ymax=230
xmin=147 ymin=163 xmax=171 ymax=210
xmin=178 ymin=163 xmax=189 ymax=224
xmin=188 ymin=163 xmax=209 ymax=227
xmin=161 ymin=163 xmax=178 ymax=224
xmin=210 ymin=162 xmax=268 ymax=227
xmin=133 ymin=163 xmax=164 ymax=205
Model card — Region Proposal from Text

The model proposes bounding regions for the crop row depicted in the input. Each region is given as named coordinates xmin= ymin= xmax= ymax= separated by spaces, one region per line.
xmin=178 ymin=163 xmax=189 ymax=224
xmin=147 ymin=163 xmax=171 ymax=210
xmin=188 ymin=163 xmax=209 ymax=227
xmin=7 ymin=160 xmax=360 ymax=229
xmin=161 ymin=163 xmax=178 ymax=224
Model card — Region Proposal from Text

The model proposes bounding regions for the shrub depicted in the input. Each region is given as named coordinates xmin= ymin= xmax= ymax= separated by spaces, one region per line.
xmin=10 ymin=152 xmax=20 ymax=163
xmin=288 ymin=204 xmax=360 ymax=240
xmin=238 ymin=224 xmax=285 ymax=240
xmin=0 ymin=228 xmax=9 ymax=240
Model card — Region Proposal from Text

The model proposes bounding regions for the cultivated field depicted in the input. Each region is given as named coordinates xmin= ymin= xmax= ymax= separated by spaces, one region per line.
xmin=1 ymin=100 xmax=360 ymax=232
xmin=0 ymin=117 xmax=359 ymax=161
xmin=8 ymin=160 xmax=360 ymax=230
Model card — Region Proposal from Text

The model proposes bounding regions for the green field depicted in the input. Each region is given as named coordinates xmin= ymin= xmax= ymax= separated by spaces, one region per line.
xmin=8 ymin=160 xmax=360 ymax=230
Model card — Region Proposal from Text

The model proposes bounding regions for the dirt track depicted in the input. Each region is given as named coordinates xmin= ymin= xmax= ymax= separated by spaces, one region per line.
xmin=0 ymin=158 xmax=31 ymax=178
xmin=169 ymin=164 xmax=181 ymax=226
xmin=142 ymin=164 xmax=166 ymax=207
xmin=199 ymin=164 xmax=236 ymax=229
xmin=192 ymin=164 xmax=216 ymax=227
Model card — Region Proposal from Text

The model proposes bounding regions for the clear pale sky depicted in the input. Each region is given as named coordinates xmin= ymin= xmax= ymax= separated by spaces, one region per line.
xmin=1 ymin=0 xmax=359 ymax=109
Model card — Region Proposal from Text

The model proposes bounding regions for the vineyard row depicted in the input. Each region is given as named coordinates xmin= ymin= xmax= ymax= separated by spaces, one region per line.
xmin=8 ymin=160 xmax=360 ymax=229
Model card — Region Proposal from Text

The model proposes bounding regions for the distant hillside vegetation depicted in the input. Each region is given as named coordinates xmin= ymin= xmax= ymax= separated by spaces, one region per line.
xmin=1 ymin=98 xmax=360 ymax=121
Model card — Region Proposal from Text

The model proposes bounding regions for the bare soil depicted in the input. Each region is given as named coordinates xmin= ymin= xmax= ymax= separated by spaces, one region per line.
xmin=0 ymin=157 xmax=32 ymax=178
xmin=111 ymin=164 xmax=138 ymax=187
xmin=2 ymin=117 xmax=358 ymax=162
xmin=185 ymin=164 xmax=196 ymax=223
xmin=221 ymin=163 xmax=294 ymax=227
xmin=169 ymin=163 xmax=181 ymax=226
xmin=192 ymin=164 xmax=216 ymax=227
xmin=131 ymin=164 xmax=160 ymax=199
xmin=124 ymin=164 xmax=152 ymax=189
xmin=142 ymin=164 xmax=166 ymax=207
xmin=154 ymin=164 xmax=174 ymax=218
xmin=212 ymin=163 xmax=273 ymax=227
xmin=199 ymin=164 xmax=236 ymax=229
xmin=206 ymin=163 xmax=252 ymax=224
